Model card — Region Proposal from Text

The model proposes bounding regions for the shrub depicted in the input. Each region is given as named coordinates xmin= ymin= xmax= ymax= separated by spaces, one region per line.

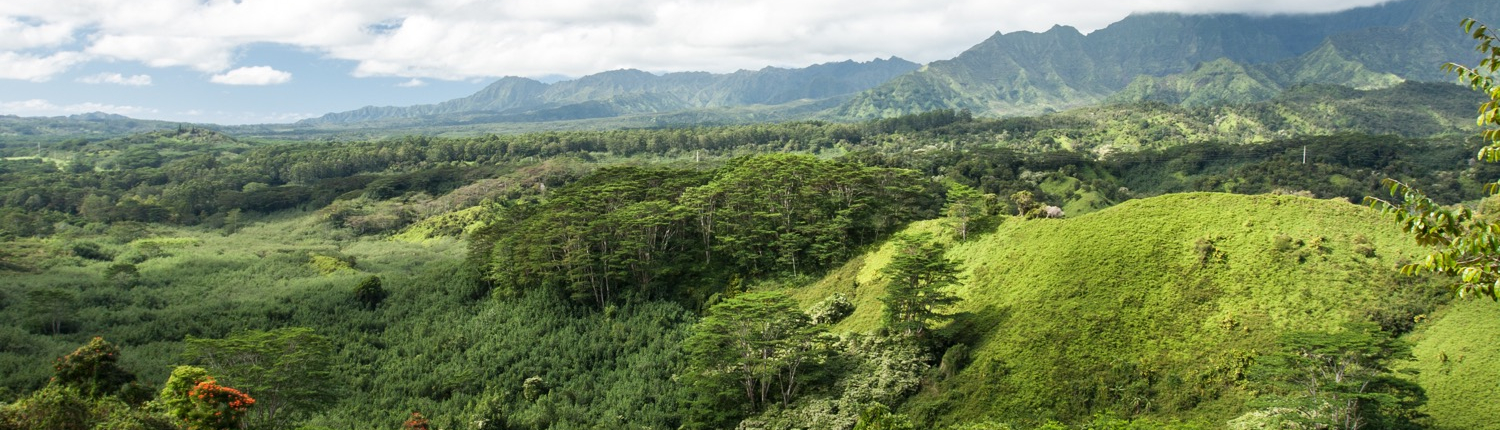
xmin=70 ymin=242 xmax=112 ymax=261
xmin=522 ymin=377 xmax=548 ymax=402
xmin=52 ymin=337 xmax=134 ymax=398
xmin=809 ymin=293 xmax=855 ymax=325
xmin=353 ymin=275 xmax=387 ymax=310
xmin=1 ymin=385 xmax=93 ymax=430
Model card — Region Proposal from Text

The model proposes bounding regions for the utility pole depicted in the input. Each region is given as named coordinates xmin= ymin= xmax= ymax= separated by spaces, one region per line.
xmin=1303 ymin=146 xmax=1307 ymax=164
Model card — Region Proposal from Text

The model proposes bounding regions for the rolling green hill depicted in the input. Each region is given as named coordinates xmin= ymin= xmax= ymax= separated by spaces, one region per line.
xmin=790 ymin=193 xmax=1499 ymax=428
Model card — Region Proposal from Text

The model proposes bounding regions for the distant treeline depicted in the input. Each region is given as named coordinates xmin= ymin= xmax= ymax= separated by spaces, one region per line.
xmin=1 ymin=104 xmax=1492 ymax=239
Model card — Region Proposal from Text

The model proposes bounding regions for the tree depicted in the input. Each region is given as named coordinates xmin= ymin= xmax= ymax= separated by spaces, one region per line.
xmin=1240 ymin=323 xmax=1424 ymax=430
xmin=1009 ymin=190 xmax=1043 ymax=219
xmin=683 ymin=291 xmax=828 ymax=420
xmin=1368 ymin=18 xmax=1500 ymax=300
xmin=943 ymin=182 xmax=990 ymax=240
xmin=52 ymin=337 xmax=135 ymax=398
xmin=26 ymin=289 xmax=76 ymax=335
xmin=159 ymin=366 xmax=255 ymax=430
xmin=183 ymin=327 xmax=334 ymax=430
xmin=879 ymin=233 xmax=961 ymax=337
xmin=353 ymin=275 xmax=387 ymax=310
xmin=402 ymin=412 xmax=431 ymax=430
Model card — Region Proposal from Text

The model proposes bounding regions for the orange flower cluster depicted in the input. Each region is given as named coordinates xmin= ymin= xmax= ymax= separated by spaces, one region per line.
xmin=184 ymin=379 xmax=256 ymax=430
xmin=403 ymin=411 xmax=431 ymax=430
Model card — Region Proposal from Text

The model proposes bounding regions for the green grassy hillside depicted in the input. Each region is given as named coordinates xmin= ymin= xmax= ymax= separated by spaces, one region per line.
xmin=792 ymin=192 xmax=1500 ymax=428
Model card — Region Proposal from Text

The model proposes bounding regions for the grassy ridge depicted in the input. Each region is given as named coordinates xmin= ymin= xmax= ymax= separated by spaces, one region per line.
xmin=1403 ymin=299 xmax=1500 ymax=430
xmin=792 ymin=193 xmax=1499 ymax=427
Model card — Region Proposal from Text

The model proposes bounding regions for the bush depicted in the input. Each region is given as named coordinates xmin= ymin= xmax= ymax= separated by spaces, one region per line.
xmin=354 ymin=276 xmax=387 ymax=310
xmin=70 ymin=242 xmax=112 ymax=261
xmin=52 ymin=337 xmax=134 ymax=398
xmin=0 ymin=385 xmax=93 ymax=430
xmin=809 ymin=293 xmax=855 ymax=325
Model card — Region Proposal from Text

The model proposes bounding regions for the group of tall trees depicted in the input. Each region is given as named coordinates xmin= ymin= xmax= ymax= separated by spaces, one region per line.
xmin=476 ymin=154 xmax=937 ymax=306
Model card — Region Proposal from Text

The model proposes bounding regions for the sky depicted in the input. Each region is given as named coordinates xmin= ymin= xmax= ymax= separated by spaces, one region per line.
xmin=0 ymin=0 xmax=1394 ymax=125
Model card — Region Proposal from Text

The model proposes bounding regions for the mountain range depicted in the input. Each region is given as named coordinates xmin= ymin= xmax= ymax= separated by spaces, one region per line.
xmin=229 ymin=0 xmax=1500 ymax=127
xmin=299 ymin=58 xmax=919 ymax=125
xmin=834 ymin=0 xmax=1500 ymax=117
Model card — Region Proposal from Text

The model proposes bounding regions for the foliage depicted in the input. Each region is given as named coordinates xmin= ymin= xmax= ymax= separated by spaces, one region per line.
xmin=1009 ymin=191 xmax=1042 ymax=219
xmin=52 ymin=337 xmax=134 ymax=398
xmin=183 ymin=327 xmax=333 ymax=430
xmin=853 ymin=404 xmax=915 ymax=430
xmin=158 ymin=366 xmax=214 ymax=423
xmin=353 ymin=275 xmax=386 ymax=310
xmin=0 ymin=384 xmax=93 ymax=430
xmin=684 ymin=291 xmax=829 ymax=426
xmin=402 ymin=411 xmax=430 ymax=430
xmin=181 ymin=380 xmax=256 ymax=430
xmin=879 ymin=233 xmax=961 ymax=337
xmin=1368 ymin=18 xmax=1500 ymax=301
xmin=943 ymin=182 xmax=992 ymax=241
xmin=737 ymin=333 xmax=930 ymax=430
xmin=480 ymin=155 xmax=931 ymax=307
xmin=1242 ymin=323 xmax=1424 ymax=430
xmin=808 ymin=293 xmax=855 ymax=326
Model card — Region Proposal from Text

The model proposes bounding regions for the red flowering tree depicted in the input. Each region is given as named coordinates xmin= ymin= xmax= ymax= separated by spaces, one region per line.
xmin=403 ymin=411 xmax=431 ymax=430
xmin=185 ymin=381 xmax=255 ymax=430
xmin=159 ymin=365 xmax=255 ymax=430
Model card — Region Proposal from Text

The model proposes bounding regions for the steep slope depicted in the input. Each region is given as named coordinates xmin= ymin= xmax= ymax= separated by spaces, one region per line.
xmin=1108 ymin=43 xmax=1405 ymax=107
xmin=303 ymin=58 xmax=918 ymax=125
xmin=791 ymin=193 xmax=1499 ymax=427
xmin=835 ymin=0 xmax=1499 ymax=118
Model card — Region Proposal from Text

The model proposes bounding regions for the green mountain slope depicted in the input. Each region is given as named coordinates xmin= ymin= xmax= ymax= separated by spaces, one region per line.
xmin=792 ymin=193 xmax=1499 ymax=427
xmin=834 ymin=0 xmax=1499 ymax=118
xmin=1109 ymin=43 xmax=1405 ymax=107
xmin=303 ymin=58 xmax=918 ymax=125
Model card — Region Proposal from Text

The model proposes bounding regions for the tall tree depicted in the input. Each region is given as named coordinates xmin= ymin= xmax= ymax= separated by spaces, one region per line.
xmin=684 ymin=291 xmax=828 ymax=421
xmin=879 ymin=233 xmax=961 ymax=337
xmin=943 ymin=182 xmax=991 ymax=240
xmin=183 ymin=327 xmax=334 ymax=430
xmin=1241 ymin=323 xmax=1425 ymax=430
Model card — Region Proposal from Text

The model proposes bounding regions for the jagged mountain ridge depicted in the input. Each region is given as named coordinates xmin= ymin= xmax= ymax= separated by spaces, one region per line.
xmin=834 ymin=0 xmax=1500 ymax=118
xmin=305 ymin=0 xmax=1500 ymax=126
xmin=303 ymin=58 xmax=919 ymax=124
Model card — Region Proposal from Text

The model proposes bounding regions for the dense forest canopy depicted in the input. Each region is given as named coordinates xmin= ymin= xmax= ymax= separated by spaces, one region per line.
xmin=1 ymin=76 xmax=1499 ymax=430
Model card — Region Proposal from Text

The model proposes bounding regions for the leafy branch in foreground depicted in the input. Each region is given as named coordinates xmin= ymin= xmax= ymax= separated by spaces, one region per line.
xmin=1367 ymin=18 xmax=1500 ymax=300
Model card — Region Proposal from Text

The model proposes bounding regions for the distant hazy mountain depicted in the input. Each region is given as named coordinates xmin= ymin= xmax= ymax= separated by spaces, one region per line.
xmin=834 ymin=0 xmax=1500 ymax=118
xmin=303 ymin=58 xmax=919 ymax=125
xmin=0 ymin=112 xmax=184 ymax=139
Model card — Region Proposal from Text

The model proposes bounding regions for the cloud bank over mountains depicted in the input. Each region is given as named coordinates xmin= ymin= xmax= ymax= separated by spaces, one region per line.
xmin=1 ymin=0 xmax=1393 ymax=84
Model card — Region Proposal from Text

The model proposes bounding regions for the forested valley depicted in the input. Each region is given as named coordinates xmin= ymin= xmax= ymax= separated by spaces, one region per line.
xmin=3 ymin=72 xmax=1500 ymax=430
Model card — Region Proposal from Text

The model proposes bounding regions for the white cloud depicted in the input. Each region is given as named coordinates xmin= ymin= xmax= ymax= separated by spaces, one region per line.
xmin=210 ymin=66 xmax=293 ymax=85
xmin=86 ymin=35 xmax=235 ymax=72
xmin=0 ymin=17 xmax=74 ymax=50
xmin=77 ymin=72 xmax=152 ymax=86
xmin=0 ymin=98 xmax=157 ymax=117
xmin=396 ymin=78 xmax=426 ymax=87
xmin=0 ymin=0 xmax=1396 ymax=82
xmin=0 ymin=51 xmax=88 ymax=81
